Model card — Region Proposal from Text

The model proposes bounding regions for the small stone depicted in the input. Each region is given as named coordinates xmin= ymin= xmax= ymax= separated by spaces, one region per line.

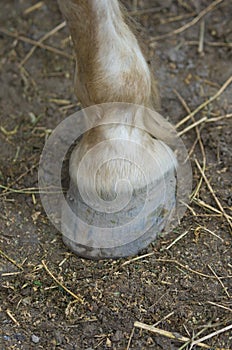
xmin=31 ymin=334 xmax=40 ymax=343
xmin=106 ymin=338 xmax=112 ymax=347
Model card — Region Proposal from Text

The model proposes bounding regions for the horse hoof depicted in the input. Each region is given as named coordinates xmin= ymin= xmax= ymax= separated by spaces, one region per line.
xmin=39 ymin=103 xmax=191 ymax=260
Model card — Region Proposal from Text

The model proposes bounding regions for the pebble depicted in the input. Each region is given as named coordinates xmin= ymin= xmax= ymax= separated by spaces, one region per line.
xmin=31 ymin=334 xmax=40 ymax=344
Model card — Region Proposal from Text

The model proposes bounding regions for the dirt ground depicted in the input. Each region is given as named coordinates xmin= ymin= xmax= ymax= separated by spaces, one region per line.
xmin=0 ymin=0 xmax=232 ymax=349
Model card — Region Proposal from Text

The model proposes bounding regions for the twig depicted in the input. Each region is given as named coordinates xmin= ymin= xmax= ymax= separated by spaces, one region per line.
xmin=185 ymin=40 xmax=232 ymax=48
xmin=177 ymin=0 xmax=194 ymax=12
xmin=191 ymin=158 xmax=206 ymax=203
xmin=198 ymin=20 xmax=205 ymax=54
xmin=165 ymin=231 xmax=188 ymax=249
xmin=193 ymin=198 xmax=232 ymax=220
xmin=0 ymin=184 xmax=40 ymax=194
xmin=180 ymin=200 xmax=197 ymax=216
xmin=203 ymin=41 xmax=232 ymax=47
xmin=160 ymin=13 xmax=195 ymax=25
xmin=150 ymin=0 xmax=224 ymax=43
xmin=121 ymin=252 xmax=154 ymax=267
xmin=179 ymin=326 xmax=211 ymax=350
xmin=154 ymin=258 xmax=215 ymax=279
xmin=0 ymin=163 xmax=39 ymax=197
xmin=175 ymin=75 xmax=232 ymax=129
xmin=194 ymin=214 xmax=222 ymax=218
xmin=20 ymin=21 xmax=66 ymax=66
xmin=178 ymin=116 xmax=207 ymax=136
xmin=1 ymin=163 xmax=39 ymax=195
xmin=24 ymin=1 xmax=44 ymax=15
xmin=0 ymin=249 xmax=23 ymax=270
xmin=0 ymin=125 xmax=18 ymax=136
xmin=175 ymin=82 xmax=231 ymax=221
xmin=191 ymin=324 xmax=232 ymax=347
xmin=41 ymin=260 xmax=85 ymax=304
xmin=59 ymin=103 xmax=78 ymax=111
xmin=134 ymin=322 xmax=211 ymax=349
xmin=122 ymin=255 xmax=219 ymax=279
xmin=195 ymin=158 xmax=232 ymax=232
xmin=207 ymin=301 xmax=232 ymax=312
xmin=195 ymin=226 xmax=224 ymax=242
xmin=6 ymin=309 xmax=20 ymax=327
xmin=208 ymin=265 xmax=230 ymax=298
xmin=206 ymin=113 xmax=232 ymax=122
xmin=153 ymin=311 xmax=175 ymax=327
xmin=174 ymin=89 xmax=206 ymax=199
xmin=173 ymin=89 xmax=206 ymax=163
xmin=49 ymin=98 xmax=71 ymax=105
xmin=0 ymin=27 xmax=73 ymax=60
xmin=1 ymin=271 xmax=23 ymax=277
xmin=126 ymin=327 xmax=135 ymax=350
xmin=0 ymin=184 xmax=63 ymax=196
